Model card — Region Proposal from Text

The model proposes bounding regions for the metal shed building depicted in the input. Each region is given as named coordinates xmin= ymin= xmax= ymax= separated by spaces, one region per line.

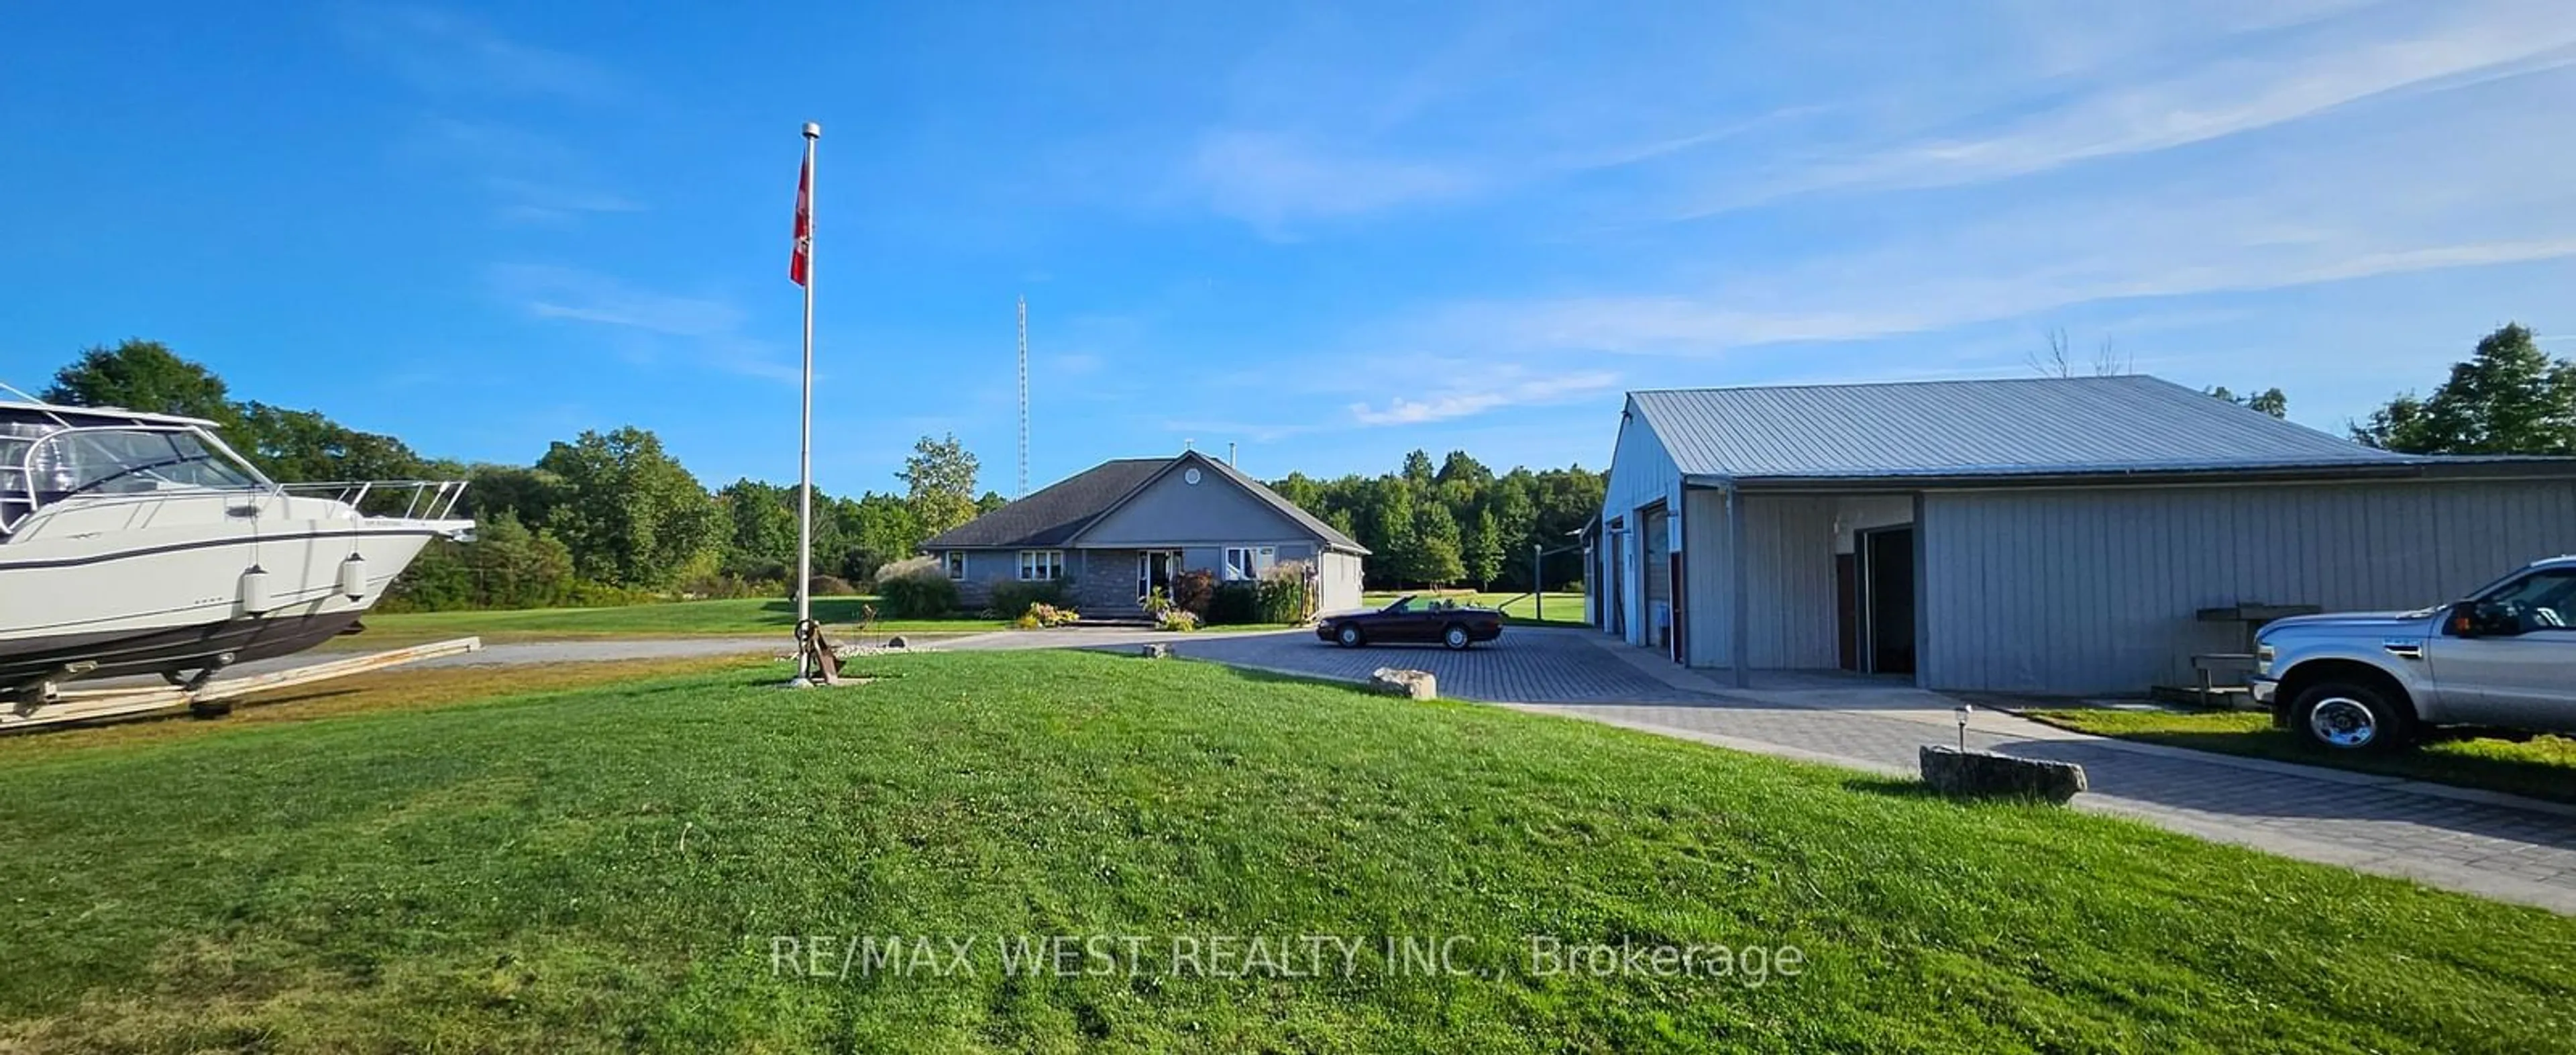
xmin=1590 ymin=376 xmax=2576 ymax=695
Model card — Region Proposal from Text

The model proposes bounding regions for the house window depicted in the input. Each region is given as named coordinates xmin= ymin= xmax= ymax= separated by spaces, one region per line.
xmin=943 ymin=551 xmax=966 ymax=579
xmin=1224 ymin=546 xmax=1275 ymax=581
xmin=1018 ymin=550 xmax=1064 ymax=581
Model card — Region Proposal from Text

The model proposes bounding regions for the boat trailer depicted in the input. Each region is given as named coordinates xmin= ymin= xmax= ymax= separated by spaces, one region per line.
xmin=1 ymin=636 xmax=484 ymax=733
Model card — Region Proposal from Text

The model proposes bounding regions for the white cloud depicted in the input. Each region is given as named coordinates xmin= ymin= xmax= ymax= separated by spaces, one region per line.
xmin=487 ymin=264 xmax=798 ymax=382
xmin=1187 ymin=130 xmax=1477 ymax=233
xmin=405 ymin=118 xmax=643 ymax=222
xmin=1680 ymin=1 xmax=2576 ymax=211
xmin=339 ymin=6 xmax=621 ymax=103
xmin=1348 ymin=370 xmax=1619 ymax=425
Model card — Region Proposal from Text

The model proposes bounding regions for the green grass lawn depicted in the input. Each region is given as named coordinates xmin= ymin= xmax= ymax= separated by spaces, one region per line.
xmin=2023 ymin=706 xmax=2576 ymax=805
xmin=1361 ymin=590 xmax=1589 ymax=627
xmin=338 ymin=596 xmax=1008 ymax=648
xmin=6 ymin=654 xmax=2575 ymax=1052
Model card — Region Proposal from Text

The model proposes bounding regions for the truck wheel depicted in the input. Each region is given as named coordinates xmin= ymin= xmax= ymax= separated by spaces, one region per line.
xmin=2291 ymin=681 xmax=2412 ymax=753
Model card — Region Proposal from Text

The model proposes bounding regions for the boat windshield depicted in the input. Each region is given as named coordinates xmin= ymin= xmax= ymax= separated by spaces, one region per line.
xmin=38 ymin=428 xmax=264 ymax=497
xmin=3 ymin=425 xmax=264 ymax=515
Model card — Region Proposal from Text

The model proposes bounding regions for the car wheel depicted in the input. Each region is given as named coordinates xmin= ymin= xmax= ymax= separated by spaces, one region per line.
xmin=1337 ymin=625 xmax=1364 ymax=648
xmin=2292 ymin=681 xmax=2413 ymax=753
xmin=1442 ymin=624 xmax=1471 ymax=650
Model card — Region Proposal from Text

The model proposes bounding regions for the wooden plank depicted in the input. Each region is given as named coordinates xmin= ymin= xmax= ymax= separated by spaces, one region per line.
xmin=3 ymin=638 xmax=482 ymax=732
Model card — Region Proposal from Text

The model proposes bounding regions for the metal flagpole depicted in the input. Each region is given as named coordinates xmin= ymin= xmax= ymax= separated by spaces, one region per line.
xmin=794 ymin=121 xmax=820 ymax=682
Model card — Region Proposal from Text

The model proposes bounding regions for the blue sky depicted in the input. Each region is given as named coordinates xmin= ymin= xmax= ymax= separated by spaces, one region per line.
xmin=5 ymin=2 xmax=2575 ymax=495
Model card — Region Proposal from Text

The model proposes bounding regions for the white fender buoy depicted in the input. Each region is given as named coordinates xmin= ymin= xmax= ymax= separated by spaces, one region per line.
xmin=337 ymin=554 xmax=368 ymax=600
xmin=239 ymin=566 xmax=274 ymax=615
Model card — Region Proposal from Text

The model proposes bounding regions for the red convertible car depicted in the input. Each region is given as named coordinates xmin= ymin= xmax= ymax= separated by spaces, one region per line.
xmin=1315 ymin=595 xmax=1505 ymax=650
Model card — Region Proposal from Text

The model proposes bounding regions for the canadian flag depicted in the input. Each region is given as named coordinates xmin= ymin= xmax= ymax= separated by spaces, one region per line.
xmin=789 ymin=154 xmax=812 ymax=287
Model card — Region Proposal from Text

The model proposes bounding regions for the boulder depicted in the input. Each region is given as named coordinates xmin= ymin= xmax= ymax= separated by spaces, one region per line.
xmin=1919 ymin=746 xmax=2086 ymax=803
xmin=1138 ymin=643 xmax=1171 ymax=659
xmin=884 ymin=636 xmax=908 ymax=650
xmin=1368 ymin=668 xmax=1436 ymax=700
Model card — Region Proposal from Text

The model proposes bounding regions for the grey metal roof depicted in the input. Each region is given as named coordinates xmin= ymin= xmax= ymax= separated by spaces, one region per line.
xmin=1628 ymin=375 xmax=2414 ymax=482
xmin=920 ymin=450 xmax=1366 ymax=553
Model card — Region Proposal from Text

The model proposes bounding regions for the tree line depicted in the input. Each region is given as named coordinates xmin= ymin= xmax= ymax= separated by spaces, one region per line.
xmin=29 ymin=340 xmax=1603 ymax=607
xmin=1268 ymin=452 xmax=1604 ymax=593
xmin=33 ymin=322 xmax=2565 ymax=607
xmin=34 ymin=340 xmax=1001 ymax=609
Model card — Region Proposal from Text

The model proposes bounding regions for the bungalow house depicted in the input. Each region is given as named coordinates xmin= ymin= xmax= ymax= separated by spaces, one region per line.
xmin=920 ymin=450 xmax=1368 ymax=617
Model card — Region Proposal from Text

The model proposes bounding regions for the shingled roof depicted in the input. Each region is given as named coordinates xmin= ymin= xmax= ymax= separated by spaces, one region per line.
xmin=918 ymin=458 xmax=1167 ymax=549
xmin=919 ymin=450 xmax=1366 ymax=552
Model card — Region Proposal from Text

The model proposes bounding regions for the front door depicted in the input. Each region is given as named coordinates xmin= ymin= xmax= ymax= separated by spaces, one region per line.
xmin=1859 ymin=526 xmax=1916 ymax=675
xmin=1136 ymin=550 xmax=1179 ymax=606
xmin=2432 ymin=567 xmax=2576 ymax=732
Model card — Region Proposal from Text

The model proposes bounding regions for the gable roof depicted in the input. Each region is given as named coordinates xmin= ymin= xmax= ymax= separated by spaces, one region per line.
xmin=920 ymin=450 xmax=1366 ymax=553
xmin=1175 ymin=450 xmax=1367 ymax=553
xmin=1628 ymin=375 xmax=2417 ymax=483
xmin=919 ymin=458 xmax=1168 ymax=549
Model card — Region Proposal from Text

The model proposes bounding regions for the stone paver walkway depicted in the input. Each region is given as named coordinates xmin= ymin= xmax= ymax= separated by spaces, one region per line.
xmin=1149 ymin=627 xmax=2576 ymax=915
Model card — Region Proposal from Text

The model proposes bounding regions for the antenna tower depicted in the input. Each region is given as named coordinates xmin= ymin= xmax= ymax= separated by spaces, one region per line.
xmin=1016 ymin=295 xmax=1030 ymax=499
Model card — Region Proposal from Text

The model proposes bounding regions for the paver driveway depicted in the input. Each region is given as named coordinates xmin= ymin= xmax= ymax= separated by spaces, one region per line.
xmin=1174 ymin=628 xmax=1709 ymax=703
xmin=1128 ymin=626 xmax=2576 ymax=915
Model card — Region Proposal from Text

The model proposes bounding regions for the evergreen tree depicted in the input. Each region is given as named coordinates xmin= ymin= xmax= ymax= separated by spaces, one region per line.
xmin=1373 ymin=482 xmax=1420 ymax=589
xmin=1463 ymin=507 xmax=1505 ymax=589
xmin=1412 ymin=503 xmax=1466 ymax=587
xmin=1399 ymin=449 xmax=1436 ymax=487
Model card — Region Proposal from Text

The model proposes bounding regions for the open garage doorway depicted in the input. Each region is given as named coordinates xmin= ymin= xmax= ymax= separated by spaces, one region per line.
xmin=1857 ymin=525 xmax=1916 ymax=675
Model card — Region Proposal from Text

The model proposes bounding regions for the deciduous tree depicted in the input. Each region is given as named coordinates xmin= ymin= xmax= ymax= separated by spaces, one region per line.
xmin=899 ymin=433 xmax=981 ymax=536
xmin=536 ymin=427 xmax=722 ymax=590
xmin=42 ymin=339 xmax=241 ymax=426
xmin=2355 ymin=323 xmax=2576 ymax=454
xmin=2206 ymin=386 xmax=2290 ymax=419
xmin=1411 ymin=502 xmax=1466 ymax=588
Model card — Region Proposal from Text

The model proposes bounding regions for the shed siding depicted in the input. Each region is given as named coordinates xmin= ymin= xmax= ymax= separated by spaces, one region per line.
xmin=1601 ymin=403 xmax=1684 ymax=647
xmin=1921 ymin=479 xmax=2576 ymax=693
xmin=1319 ymin=551 xmax=1364 ymax=613
xmin=1677 ymin=491 xmax=1840 ymax=670
xmin=1743 ymin=495 xmax=1840 ymax=669
xmin=1682 ymin=489 xmax=1729 ymax=666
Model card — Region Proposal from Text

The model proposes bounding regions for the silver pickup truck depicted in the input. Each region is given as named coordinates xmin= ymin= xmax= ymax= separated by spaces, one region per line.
xmin=2253 ymin=555 xmax=2576 ymax=752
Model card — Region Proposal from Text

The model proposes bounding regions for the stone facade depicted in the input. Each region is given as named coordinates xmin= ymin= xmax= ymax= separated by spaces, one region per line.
xmin=1071 ymin=548 xmax=1146 ymax=615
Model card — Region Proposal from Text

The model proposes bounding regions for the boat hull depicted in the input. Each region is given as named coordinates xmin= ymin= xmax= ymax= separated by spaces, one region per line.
xmin=0 ymin=608 xmax=367 ymax=685
xmin=0 ymin=520 xmax=454 ymax=688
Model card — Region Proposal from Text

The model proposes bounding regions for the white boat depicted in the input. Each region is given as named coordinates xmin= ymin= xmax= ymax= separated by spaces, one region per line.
xmin=0 ymin=389 xmax=473 ymax=697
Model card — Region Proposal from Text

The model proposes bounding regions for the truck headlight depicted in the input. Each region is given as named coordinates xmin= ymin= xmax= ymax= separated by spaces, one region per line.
xmin=2255 ymin=644 xmax=2275 ymax=676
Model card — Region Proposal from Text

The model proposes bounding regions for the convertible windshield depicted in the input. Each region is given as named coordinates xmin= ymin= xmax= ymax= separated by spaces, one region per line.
xmin=1382 ymin=595 xmax=1417 ymax=613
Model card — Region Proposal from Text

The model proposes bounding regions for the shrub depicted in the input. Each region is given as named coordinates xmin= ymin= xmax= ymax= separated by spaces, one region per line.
xmin=1257 ymin=560 xmax=1311 ymax=623
xmin=1156 ymin=608 xmax=1200 ymax=632
xmin=1171 ymin=569 xmax=1218 ymax=617
xmin=1142 ymin=587 xmax=1175 ymax=618
xmin=875 ymin=556 xmax=961 ymax=618
xmin=1012 ymin=613 xmax=1042 ymax=630
xmin=1208 ymin=581 xmax=1258 ymax=625
xmin=987 ymin=579 xmax=1069 ymax=618
xmin=1026 ymin=602 xmax=1081 ymax=628
xmin=808 ymin=574 xmax=858 ymax=597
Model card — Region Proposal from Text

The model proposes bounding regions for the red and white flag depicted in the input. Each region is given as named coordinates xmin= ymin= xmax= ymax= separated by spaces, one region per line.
xmin=788 ymin=154 xmax=812 ymax=287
